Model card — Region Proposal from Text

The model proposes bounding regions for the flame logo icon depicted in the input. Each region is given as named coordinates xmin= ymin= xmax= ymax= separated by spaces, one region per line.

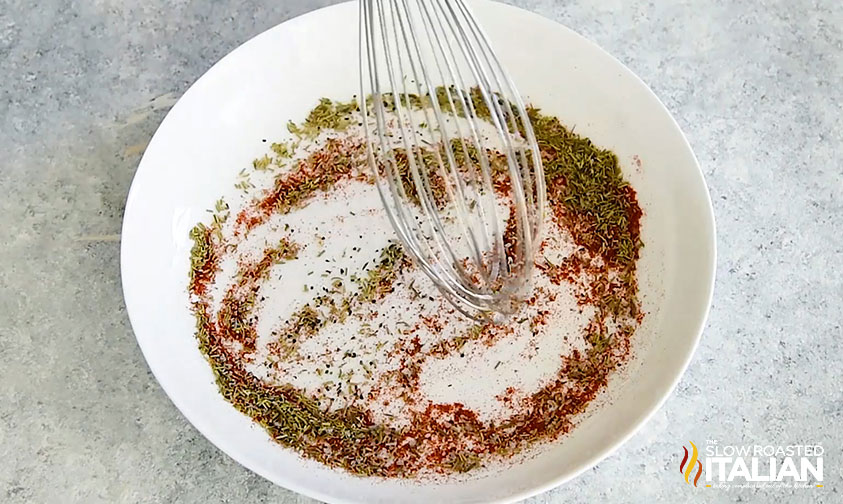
xmin=680 ymin=441 xmax=703 ymax=487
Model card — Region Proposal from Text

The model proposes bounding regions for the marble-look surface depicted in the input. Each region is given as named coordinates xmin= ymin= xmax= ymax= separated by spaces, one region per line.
xmin=1 ymin=0 xmax=841 ymax=502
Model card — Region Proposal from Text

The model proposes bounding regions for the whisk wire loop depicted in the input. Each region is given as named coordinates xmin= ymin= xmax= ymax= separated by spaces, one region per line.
xmin=360 ymin=0 xmax=546 ymax=318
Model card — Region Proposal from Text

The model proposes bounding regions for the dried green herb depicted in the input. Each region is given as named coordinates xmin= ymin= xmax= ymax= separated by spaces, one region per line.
xmin=446 ymin=452 xmax=481 ymax=473
xmin=288 ymin=98 xmax=358 ymax=139
xmin=357 ymin=243 xmax=408 ymax=303
xmin=387 ymin=147 xmax=449 ymax=209
xmin=194 ymin=306 xmax=407 ymax=476
xmin=270 ymin=141 xmax=293 ymax=159
xmin=253 ymin=154 xmax=273 ymax=171
xmin=188 ymin=223 xmax=218 ymax=293
xmin=260 ymin=138 xmax=363 ymax=216
xmin=528 ymin=107 xmax=642 ymax=266
xmin=430 ymin=323 xmax=487 ymax=355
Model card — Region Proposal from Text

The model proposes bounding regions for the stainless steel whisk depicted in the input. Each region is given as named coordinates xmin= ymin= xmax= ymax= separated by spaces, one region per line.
xmin=359 ymin=0 xmax=546 ymax=319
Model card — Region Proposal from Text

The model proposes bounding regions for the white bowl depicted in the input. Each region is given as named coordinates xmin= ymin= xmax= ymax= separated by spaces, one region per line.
xmin=121 ymin=1 xmax=716 ymax=502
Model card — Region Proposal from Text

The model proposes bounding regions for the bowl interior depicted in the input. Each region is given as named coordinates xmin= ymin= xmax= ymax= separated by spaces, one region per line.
xmin=121 ymin=2 xmax=715 ymax=503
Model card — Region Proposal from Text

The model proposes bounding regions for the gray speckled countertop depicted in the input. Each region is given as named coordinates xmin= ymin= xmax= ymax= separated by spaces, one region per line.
xmin=1 ymin=0 xmax=841 ymax=502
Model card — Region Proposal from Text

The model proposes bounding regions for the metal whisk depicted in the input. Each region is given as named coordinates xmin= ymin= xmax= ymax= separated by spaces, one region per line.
xmin=359 ymin=0 xmax=546 ymax=319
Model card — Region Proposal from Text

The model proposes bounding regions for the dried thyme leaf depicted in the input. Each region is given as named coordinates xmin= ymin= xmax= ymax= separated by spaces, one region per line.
xmin=270 ymin=141 xmax=293 ymax=159
xmin=356 ymin=243 xmax=408 ymax=303
xmin=446 ymin=452 xmax=481 ymax=473
xmin=528 ymin=107 xmax=642 ymax=266
xmin=288 ymin=98 xmax=358 ymax=139
xmin=253 ymin=154 xmax=273 ymax=171
xmin=188 ymin=223 xmax=218 ymax=292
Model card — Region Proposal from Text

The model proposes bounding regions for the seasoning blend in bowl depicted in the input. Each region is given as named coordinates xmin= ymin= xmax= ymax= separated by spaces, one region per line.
xmin=187 ymin=93 xmax=644 ymax=477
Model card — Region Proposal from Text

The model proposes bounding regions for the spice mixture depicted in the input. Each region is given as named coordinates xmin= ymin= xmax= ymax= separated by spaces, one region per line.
xmin=187 ymin=92 xmax=644 ymax=477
